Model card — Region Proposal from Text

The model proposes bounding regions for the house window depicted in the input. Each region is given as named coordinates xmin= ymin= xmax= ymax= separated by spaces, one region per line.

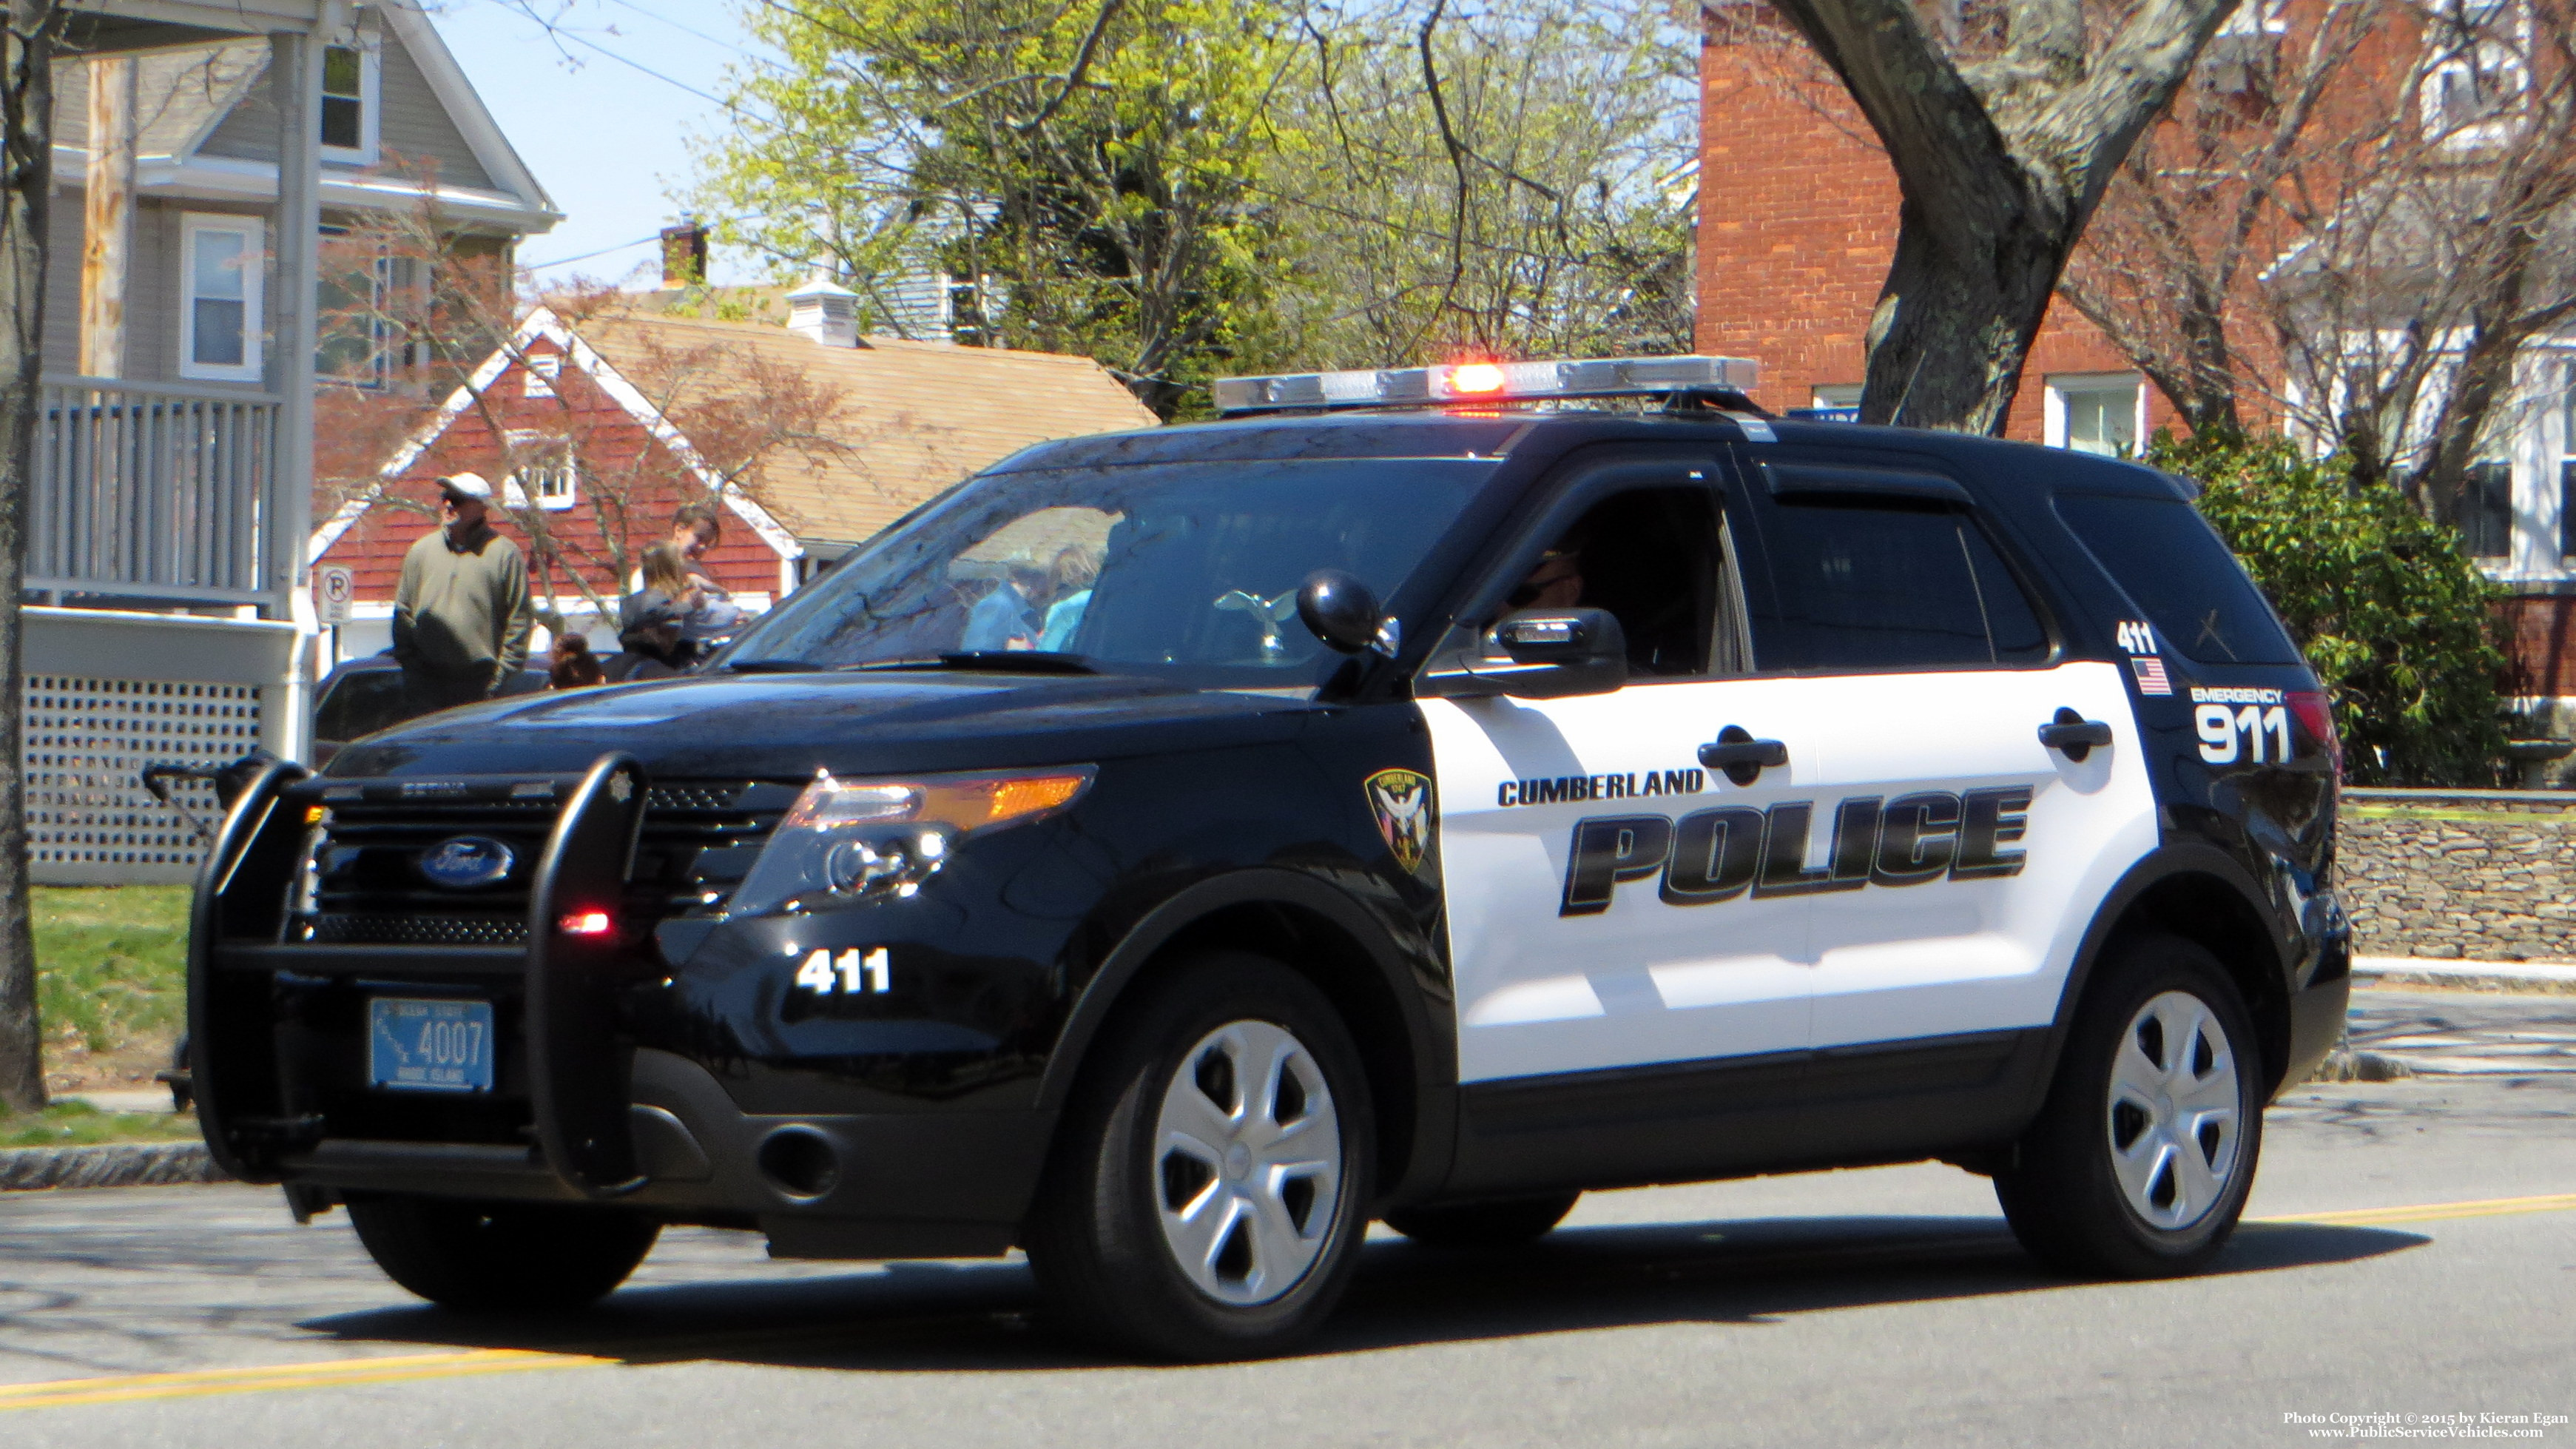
xmin=523 ymin=353 xmax=562 ymax=398
xmin=180 ymin=214 xmax=264 ymax=383
xmin=318 ymin=41 xmax=381 ymax=164
xmin=317 ymin=235 xmax=421 ymax=388
xmin=2046 ymin=373 xmax=2142 ymax=457
xmin=505 ymin=431 xmax=577 ymax=511
xmin=2421 ymin=0 xmax=2526 ymax=147
xmin=2461 ymin=460 xmax=2515 ymax=559
xmin=2560 ymin=390 xmax=2576 ymax=560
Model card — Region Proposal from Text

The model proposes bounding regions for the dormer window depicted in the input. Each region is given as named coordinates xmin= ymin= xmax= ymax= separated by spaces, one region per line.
xmin=319 ymin=40 xmax=380 ymax=164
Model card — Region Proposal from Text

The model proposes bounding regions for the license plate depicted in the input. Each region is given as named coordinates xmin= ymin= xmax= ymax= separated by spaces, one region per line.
xmin=367 ymin=998 xmax=494 ymax=1094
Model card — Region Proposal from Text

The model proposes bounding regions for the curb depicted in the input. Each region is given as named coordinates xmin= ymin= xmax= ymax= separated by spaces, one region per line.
xmin=2353 ymin=956 xmax=2576 ymax=985
xmin=0 ymin=1141 xmax=232 ymax=1192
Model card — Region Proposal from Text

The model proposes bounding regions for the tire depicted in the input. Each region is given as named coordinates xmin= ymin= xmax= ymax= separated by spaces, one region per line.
xmin=1995 ymin=932 xmax=2264 ymax=1279
xmin=1385 ymin=1193 xmax=1579 ymax=1248
xmin=345 ymin=1194 xmax=660 ymax=1312
xmin=1025 ymin=950 xmax=1377 ymax=1361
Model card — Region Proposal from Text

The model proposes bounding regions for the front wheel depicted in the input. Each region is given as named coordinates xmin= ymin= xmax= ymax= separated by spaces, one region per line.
xmin=1995 ymin=933 xmax=2263 ymax=1278
xmin=345 ymin=1194 xmax=660 ymax=1312
xmin=1025 ymin=951 xmax=1375 ymax=1361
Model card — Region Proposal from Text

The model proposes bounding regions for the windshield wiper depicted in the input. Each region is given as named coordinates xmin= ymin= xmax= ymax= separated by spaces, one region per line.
xmin=852 ymin=652 xmax=1099 ymax=675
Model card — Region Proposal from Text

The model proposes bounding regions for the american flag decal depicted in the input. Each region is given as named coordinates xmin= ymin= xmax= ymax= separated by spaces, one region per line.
xmin=2131 ymin=656 xmax=2172 ymax=695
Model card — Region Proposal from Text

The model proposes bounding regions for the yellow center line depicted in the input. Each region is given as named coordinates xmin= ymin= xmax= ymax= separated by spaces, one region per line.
xmin=2253 ymin=1190 xmax=2576 ymax=1228
xmin=7 ymin=1191 xmax=2573 ymax=1412
xmin=0 ymin=1349 xmax=610 ymax=1412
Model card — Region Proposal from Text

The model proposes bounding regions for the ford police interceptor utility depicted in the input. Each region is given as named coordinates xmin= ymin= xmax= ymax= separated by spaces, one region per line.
xmin=187 ymin=355 xmax=2348 ymax=1359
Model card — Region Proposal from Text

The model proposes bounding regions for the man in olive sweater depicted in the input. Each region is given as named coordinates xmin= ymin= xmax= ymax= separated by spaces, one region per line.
xmin=392 ymin=473 xmax=533 ymax=717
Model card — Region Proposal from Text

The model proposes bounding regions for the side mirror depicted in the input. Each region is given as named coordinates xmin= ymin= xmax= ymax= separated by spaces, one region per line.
xmin=1421 ymin=608 xmax=1629 ymax=699
xmin=1298 ymin=569 xmax=1391 ymax=655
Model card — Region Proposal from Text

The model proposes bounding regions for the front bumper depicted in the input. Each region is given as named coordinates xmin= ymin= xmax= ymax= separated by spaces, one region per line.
xmin=189 ymin=757 xmax=1048 ymax=1257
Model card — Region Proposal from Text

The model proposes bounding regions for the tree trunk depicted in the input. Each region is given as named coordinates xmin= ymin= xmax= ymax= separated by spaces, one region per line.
xmin=0 ymin=0 xmax=61 ymax=1115
xmin=1862 ymin=190 xmax=2070 ymax=431
xmin=1768 ymin=0 xmax=2239 ymax=434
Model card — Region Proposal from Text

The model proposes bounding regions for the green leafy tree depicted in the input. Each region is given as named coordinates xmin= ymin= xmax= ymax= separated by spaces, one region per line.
xmin=2152 ymin=430 xmax=2509 ymax=787
xmin=693 ymin=0 xmax=1303 ymax=417
xmin=1264 ymin=0 xmax=1698 ymax=368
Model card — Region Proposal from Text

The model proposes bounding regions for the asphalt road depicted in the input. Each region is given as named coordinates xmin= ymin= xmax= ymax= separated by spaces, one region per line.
xmin=3 ymin=986 xmax=2571 ymax=1449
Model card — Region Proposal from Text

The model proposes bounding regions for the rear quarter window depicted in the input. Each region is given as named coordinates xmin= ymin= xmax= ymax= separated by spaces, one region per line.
xmin=2053 ymin=492 xmax=2302 ymax=665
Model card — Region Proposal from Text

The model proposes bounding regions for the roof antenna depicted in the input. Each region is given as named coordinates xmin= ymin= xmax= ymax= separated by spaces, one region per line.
xmin=1886 ymin=352 xmax=1925 ymax=428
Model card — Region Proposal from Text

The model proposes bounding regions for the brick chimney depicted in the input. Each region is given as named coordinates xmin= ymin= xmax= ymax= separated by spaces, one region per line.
xmin=787 ymin=273 xmax=861 ymax=348
xmin=659 ymin=218 xmax=708 ymax=289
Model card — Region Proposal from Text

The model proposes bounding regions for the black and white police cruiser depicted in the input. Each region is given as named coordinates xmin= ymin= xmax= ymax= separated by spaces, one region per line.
xmin=189 ymin=355 xmax=2348 ymax=1359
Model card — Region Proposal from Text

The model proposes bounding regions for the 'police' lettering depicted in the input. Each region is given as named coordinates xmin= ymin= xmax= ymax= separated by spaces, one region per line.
xmin=1872 ymin=791 xmax=1961 ymax=886
xmin=1560 ymin=815 xmax=1674 ymax=915
xmin=1659 ymin=806 xmax=1763 ymax=905
xmin=1950 ymin=787 xmax=2032 ymax=880
xmin=1557 ymin=786 xmax=2033 ymax=915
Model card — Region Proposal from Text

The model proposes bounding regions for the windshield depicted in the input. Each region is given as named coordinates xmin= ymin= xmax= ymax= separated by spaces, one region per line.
xmin=723 ymin=458 xmax=1500 ymax=685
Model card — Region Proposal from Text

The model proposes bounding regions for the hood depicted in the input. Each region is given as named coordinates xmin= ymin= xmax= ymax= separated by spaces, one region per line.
xmin=326 ymin=670 xmax=1320 ymax=781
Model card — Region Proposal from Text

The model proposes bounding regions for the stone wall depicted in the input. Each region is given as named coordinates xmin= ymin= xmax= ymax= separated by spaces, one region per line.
xmin=2338 ymin=788 xmax=2576 ymax=961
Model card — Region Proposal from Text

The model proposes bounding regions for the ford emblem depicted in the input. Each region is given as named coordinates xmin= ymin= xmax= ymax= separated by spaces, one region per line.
xmin=419 ymin=836 xmax=515 ymax=890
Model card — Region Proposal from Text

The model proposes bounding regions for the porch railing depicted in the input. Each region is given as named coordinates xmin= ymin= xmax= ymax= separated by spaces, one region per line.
xmin=27 ymin=375 xmax=281 ymax=607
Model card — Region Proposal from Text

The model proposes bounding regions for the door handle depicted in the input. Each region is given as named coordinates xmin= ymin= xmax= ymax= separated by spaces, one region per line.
xmin=1699 ymin=724 xmax=1788 ymax=787
xmin=2037 ymin=707 xmax=2114 ymax=762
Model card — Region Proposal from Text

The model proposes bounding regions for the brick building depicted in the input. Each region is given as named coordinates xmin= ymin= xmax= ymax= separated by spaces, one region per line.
xmin=1694 ymin=5 xmax=2576 ymax=738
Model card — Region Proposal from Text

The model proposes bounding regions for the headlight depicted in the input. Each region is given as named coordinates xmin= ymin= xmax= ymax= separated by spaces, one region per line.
xmin=726 ymin=766 xmax=1095 ymax=917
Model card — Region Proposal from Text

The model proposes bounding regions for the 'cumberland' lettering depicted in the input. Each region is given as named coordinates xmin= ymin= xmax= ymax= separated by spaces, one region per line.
xmin=1558 ymin=787 xmax=2032 ymax=916
xmin=1500 ymin=768 xmax=1705 ymax=808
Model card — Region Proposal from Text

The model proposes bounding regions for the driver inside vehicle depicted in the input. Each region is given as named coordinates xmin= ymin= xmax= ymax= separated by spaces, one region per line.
xmin=1500 ymin=490 xmax=1722 ymax=678
xmin=1508 ymin=539 xmax=1585 ymax=611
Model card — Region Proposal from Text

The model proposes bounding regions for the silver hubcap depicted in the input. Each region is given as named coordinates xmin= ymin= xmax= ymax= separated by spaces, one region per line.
xmin=2107 ymin=989 xmax=2244 ymax=1231
xmin=1152 ymin=1019 xmax=1342 ymax=1306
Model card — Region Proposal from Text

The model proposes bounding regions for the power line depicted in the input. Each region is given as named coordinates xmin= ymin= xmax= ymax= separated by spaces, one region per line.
xmin=522 ymin=232 xmax=662 ymax=269
xmin=598 ymin=0 xmax=768 ymax=61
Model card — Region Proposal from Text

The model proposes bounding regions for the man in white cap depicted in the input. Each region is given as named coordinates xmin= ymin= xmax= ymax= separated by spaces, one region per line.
xmin=391 ymin=472 xmax=532 ymax=717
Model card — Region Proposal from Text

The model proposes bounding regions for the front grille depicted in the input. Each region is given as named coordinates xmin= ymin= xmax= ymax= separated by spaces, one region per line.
xmin=295 ymin=777 xmax=799 ymax=942
xmin=308 ymin=913 xmax=529 ymax=947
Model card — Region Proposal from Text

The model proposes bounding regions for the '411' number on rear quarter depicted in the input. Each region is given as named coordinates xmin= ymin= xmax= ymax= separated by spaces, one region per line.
xmin=2196 ymin=704 xmax=2291 ymax=765
xmin=795 ymin=947 xmax=891 ymax=994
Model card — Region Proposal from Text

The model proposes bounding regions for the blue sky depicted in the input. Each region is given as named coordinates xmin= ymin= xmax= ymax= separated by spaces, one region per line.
xmin=428 ymin=0 xmax=772 ymax=287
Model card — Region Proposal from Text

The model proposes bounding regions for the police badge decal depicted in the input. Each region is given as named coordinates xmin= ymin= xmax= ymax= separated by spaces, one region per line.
xmin=1363 ymin=768 xmax=1436 ymax=874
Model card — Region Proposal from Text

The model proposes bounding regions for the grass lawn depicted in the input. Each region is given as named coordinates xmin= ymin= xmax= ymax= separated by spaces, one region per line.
xmin=0 ymin=1100 xmax=199 ymax=1149
xmin=30 ymin=884 xmax=190 ymax=1093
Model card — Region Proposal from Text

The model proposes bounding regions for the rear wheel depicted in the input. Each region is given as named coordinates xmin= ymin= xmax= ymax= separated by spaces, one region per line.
xmin=1995 ymin=933 xmax=2262 ymax=1278
xmin=1025 ymin=952 xmax=1375 ymax=1361
xmin=1385 ymin=1193 xmax=1580 ymax=1248
xmin=345 ymin=1194 xmax=660 ymax=1312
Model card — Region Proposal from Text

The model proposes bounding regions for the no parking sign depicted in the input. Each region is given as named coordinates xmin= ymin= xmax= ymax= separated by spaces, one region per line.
xmin=317 ymin=565 xmax=354 ymax=625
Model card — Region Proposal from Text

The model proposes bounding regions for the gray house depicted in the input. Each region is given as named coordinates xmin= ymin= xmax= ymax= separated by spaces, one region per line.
xmin=27 ymin=1 xmax=558 ymax=883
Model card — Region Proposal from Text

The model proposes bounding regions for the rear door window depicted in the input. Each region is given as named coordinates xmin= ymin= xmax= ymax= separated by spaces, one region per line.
xmin=1737 ymin=489 xmax=2049 ymax=673
xmin=2054 ymin=493 xmax=2301 ymax=665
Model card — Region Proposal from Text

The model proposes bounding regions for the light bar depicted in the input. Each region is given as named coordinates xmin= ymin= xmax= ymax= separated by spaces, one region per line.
xmin=1211 ymin=354 xmax=1761 ymax=414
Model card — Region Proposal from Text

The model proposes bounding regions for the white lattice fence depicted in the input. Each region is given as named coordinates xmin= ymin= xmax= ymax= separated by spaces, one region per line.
xmin=21 ymin=608 xmax=300 ymax=886
xmin=24 ymin=676 xmax=265 ymax=881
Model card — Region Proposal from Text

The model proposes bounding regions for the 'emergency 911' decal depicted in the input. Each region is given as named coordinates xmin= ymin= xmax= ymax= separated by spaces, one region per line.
xmin=2191 ymin=686 xmax=2290 ymax=764
xmin=1559 ymin=787 xmax=2032 ymax=916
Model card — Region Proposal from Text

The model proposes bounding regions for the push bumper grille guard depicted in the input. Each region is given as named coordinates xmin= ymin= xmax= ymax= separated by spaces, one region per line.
xmin=192 ymin=753 xmax=653 ymax=1197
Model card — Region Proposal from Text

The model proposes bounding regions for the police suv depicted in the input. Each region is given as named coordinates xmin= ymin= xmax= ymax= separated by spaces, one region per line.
xmin=190 ymin=356 xmax=2347 ymax=1359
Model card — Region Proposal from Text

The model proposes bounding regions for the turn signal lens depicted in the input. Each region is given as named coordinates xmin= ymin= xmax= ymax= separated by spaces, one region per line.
xmin=732 ymin=767 xmax=1098 ymax=918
